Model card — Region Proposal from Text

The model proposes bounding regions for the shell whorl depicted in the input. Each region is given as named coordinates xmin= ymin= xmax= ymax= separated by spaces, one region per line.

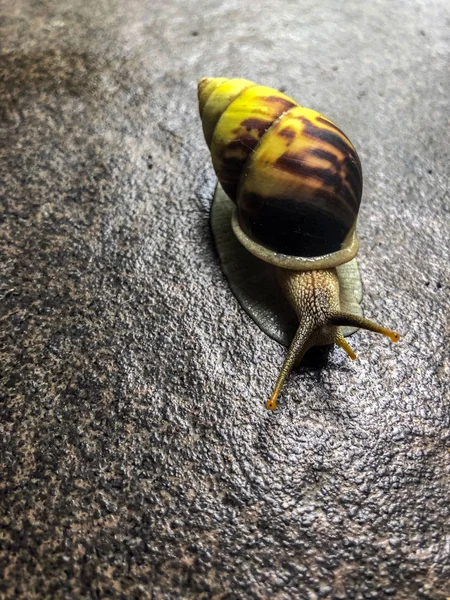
xmin=198 ymin=77 xmax=363 ymax=263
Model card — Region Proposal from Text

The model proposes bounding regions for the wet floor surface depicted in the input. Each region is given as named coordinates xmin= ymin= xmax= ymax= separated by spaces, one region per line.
xmin=1 ymin=1 xmax=449 ymax=598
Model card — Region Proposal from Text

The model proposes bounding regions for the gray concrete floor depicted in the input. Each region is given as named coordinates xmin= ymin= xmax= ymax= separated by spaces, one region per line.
xmin=1 ymin=0 xmax=449 ymax=598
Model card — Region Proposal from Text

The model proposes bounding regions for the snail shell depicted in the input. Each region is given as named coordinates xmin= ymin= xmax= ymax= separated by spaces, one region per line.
xmin=198 ymin=77 xmax=362 ymax=267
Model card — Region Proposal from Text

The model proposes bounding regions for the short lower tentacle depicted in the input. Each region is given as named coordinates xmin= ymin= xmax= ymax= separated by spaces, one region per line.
xmin=336 ymin=333 xmax=357 ymax=360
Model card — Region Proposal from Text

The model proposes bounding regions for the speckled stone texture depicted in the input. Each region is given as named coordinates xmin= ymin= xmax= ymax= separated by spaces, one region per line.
xmin=1 ymin=0 xmax=449 ymax=598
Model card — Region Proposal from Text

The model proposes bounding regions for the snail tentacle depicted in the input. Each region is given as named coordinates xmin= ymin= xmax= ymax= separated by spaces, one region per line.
xmin=266 ymin=318 xmax=315 ymax=411
xmin=336 ymin=334 xmax=357 ymax=360
xmin=330 ymin=313 xmax=401 ymax=343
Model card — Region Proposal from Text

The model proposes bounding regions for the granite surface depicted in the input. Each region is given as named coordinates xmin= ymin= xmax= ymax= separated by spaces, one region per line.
xmin=1 ymin=0 xmax=449 ymax=598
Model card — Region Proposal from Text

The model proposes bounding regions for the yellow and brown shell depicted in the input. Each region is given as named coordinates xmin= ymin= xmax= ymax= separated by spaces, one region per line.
xmin=198 ymin=77 xmax=363 ymax=261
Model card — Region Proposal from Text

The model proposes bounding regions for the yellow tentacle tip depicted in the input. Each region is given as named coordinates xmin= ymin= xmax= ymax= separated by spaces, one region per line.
xmin=336 ymin=336 xmax=357 ymax=360
xmin=266 ymin=396 xmax=278 ymax=411
xmin=377 ymin=327 xmax=401 ymax=343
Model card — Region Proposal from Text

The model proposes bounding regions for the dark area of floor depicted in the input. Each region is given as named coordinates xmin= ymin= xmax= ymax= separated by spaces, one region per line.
xmin=1 ymin=1 xmax=449 ymax=598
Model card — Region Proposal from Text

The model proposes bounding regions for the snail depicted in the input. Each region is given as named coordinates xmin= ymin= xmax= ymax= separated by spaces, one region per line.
xmin=198 ymin=77 xmax=400 ymax=410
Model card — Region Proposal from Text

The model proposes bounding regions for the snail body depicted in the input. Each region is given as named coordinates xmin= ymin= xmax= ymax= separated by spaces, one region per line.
xmin=198 ymin=77 xmax=400 ymax=410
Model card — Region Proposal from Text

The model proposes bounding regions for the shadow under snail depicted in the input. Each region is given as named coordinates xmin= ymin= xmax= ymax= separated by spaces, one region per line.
xmin=198 ymin=77 xmax=400 ymax=410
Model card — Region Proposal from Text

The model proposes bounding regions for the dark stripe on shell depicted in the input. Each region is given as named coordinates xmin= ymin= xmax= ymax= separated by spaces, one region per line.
xmin=310 ymin=147 xmax=341 ymax=166
xmin=263 ymin=96 xmax=297 ymax=110
xmin=239 ymin=118 xmax=271 ymax=137
xmin=274 ymin=151 xmax=360 ymax=212
xmin=216 ymin=103 xmax=296 ymax=200
xmin=238 ymin=191 xmax=355 ymax=257
xmin=217 ymin=135 xmax=261 ymax=201
xmin=342 ymin=156 xmax=363 ymax=201
xmin=278 ymin=126 xmax=296 ymax=143
xmin=308 ymin=186 xmax=356 ymax=221
xmin=298 ymin=116 xmax=358 ymax=164
xmin=313 ymin=117 xmax=363 ymax=186
xmin=299 ymin=117 xmax=362 ymax=204
xmin=281 ymin=156 xmax=352 ymax=205
xmin=316 ymin=115 xmax=350 ymax=139
xmin=309 ymin=148 xmax=362 ymax=204
xmin=226 ymin=137 xmax=259 ymax=152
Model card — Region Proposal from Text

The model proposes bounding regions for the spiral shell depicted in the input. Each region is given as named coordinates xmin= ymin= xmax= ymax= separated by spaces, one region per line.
xmin=198 ymin=77 xmax=363 ymax=261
